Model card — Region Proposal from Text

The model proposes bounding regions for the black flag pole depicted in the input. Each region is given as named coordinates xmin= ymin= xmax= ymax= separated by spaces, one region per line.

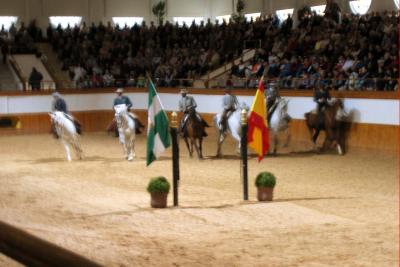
xmin=240 ymin=108 xmax=249 ymax=201
xmin=170 ymin=112 xmax=180 ymax=206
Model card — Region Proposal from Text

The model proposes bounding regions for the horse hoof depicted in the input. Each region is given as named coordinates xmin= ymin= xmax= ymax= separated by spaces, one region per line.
xmin=127 ymin=156 xmax=133 ymax=161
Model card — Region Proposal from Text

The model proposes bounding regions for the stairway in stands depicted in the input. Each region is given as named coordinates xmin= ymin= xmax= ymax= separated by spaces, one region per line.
xmin=0 ymin=62 xmax=18 ymax=91
xmin=193 ymin=48 xmax=256 ymax=88
xmin=36 ymin=43 xmax=72 ymax=89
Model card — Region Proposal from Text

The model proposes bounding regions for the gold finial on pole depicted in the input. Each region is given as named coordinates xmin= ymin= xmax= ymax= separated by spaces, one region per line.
xmin=241 ymin=108 xmax=247 ymax=125
xmin=171 ymin=111 xmax=178 ymax=128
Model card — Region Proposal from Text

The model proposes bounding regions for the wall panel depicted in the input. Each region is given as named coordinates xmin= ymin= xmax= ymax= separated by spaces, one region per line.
xmin=0 ymin=0 xmax=25 ymax=15
xmin=105 ymin=0 xmax=150 ymax=18
xmin=242 ymin=0 xmax=263 ymax=14
xmin=43 ymin=0 xmax=89 ymax=16
xmin=211 ymin=0 xmax=232 ymax=17
xmin=167 ymin=0 xmax=209 ymax=17
xmin=1 ymin=111 xmax=397 ymax=151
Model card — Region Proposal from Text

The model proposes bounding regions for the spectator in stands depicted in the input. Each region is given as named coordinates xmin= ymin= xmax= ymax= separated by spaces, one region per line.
xmin=324 ymin=0 xmax=341 ymax=23
xmin=1 ymin=41 xmax=9 ymax=64
xmin=28 ymin=67 xmax=43 ymax=90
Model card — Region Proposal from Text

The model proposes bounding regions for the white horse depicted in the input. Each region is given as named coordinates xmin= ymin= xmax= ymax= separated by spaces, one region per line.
xmin=268 ymin=98 xmax=291 ymax=155
xmin=214 ymin=103 xmax=248 ymax=157
xmin=49 ymin=111 xmax=83 ymax=161
xmin=114 ymin=104 xmax=136 ymax=161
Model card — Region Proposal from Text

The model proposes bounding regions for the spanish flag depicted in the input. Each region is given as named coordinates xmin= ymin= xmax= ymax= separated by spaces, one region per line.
xmin=247 ymin=78 xmax=269 ymax=161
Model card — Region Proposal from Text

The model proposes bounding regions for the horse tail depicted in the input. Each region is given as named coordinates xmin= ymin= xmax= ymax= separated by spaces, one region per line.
xmin=304 ymin=112 xmax=310 ymax=121
xmin=74 ymin=120 xmax=82 ymax=135
xmin=304 ymin=112 xmax=312 ymax=128
xmin=134 ymin=118 xmax=145 ymax=134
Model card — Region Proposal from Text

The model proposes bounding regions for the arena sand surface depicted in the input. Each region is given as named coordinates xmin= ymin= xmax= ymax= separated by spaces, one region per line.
xmin=0 ymin=132 xmax=398 ymax=267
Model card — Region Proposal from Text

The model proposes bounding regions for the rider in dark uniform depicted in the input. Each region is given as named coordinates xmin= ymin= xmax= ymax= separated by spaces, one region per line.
xmin=314 ymin=86 xmax=331 ymax=127
xmin=113 ymin=88 xmax=133 ymax=110
xmin=52 ymin=92 xmax=68 ymax=113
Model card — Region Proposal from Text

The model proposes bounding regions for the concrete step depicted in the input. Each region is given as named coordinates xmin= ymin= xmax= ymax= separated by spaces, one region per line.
xmin=0 ymin=62 xmax=18 ymax=91
xmin=36 ymin=43 xmax=72 ymax=88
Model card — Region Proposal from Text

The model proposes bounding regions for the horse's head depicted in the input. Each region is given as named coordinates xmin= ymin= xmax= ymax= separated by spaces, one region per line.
xmin=278 ymin=98 xmax=289 ymax=113
xmin=114 ymin=104 xmax=128 ymax=118
xmin=332 ymin=99 xmax=347 ymax=121
xmin=49 ymin=111 xmax=63 ymax=124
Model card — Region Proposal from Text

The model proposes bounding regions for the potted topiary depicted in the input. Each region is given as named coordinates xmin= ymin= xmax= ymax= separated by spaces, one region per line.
xmin=255 ymin=172 xmax=276 ymax=201
xmin=147 ymin=176 xmax=170 ymax=208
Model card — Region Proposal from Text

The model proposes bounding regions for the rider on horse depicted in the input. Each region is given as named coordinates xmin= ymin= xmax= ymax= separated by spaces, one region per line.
xmin=220 ymin=88 xmax=239 ymax=132
xmin=112 ymin=88 xmax=144 ymax=139
xmin=266 ymin=82 xmax=291 ymax=125
xmin=179 ymin=88 xmax=208 ymax=137
xmin=314 ymin=85 xmax=331 ymax=127
xmin=51 ymin=92 xmax=81 ymax=136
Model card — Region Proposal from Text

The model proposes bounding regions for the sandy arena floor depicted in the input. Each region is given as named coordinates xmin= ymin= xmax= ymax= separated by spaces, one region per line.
xmin=0 ymin=132 xmax=398 ymax=266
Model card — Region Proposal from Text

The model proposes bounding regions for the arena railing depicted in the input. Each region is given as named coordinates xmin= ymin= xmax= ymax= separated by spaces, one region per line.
xmin=0 ymin=220 xmax=102 ymax=266
xmin=0 ymin=77 xmax=398 ymax=92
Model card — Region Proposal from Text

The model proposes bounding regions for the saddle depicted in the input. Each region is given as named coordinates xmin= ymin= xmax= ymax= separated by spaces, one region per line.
xmin=181 ymin=111 xmax=208 ymax=137
xmin=63 ymin=113 xmax=82 ymax=134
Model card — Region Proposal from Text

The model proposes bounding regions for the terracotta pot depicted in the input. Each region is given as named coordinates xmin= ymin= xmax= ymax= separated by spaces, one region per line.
xmin=150 ymin=192 xmax=168 ymax=208
xmin=257 ymin=187 xmax=274 ymax=201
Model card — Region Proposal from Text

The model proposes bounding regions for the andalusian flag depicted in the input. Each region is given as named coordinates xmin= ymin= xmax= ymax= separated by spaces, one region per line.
xmin=247 ymin=78 xmax=269 ymax=161
xmin=146 ymin=80 xmax=171 ymax=166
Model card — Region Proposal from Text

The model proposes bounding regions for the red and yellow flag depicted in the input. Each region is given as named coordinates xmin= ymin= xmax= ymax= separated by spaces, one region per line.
xmin=247 ymin=78 xmax=269 ymax=161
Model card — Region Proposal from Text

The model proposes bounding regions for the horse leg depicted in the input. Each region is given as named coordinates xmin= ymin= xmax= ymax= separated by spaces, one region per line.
xmin=193 ymin=138 xmax=202 ymax=159
xmin=125 ymin=133 xmax=134 ymax=161
xmin=72 ymin=138 xmax=83 ymax=160
xmin=184 ymin=137 xmax=192 ymax=157
xmin=62 ymin=140 xmax=72 ymax=162
xmin=332 ymin=128 xmax=344 ymax=155
xmin=118 ymin=127 xmax=125 ymax=145
xmin=283 ymin=126 xmax=291 ymax=148
xmin=311 ymin=128 xmax=320 ymax=151
xmin=198 ymin=137 xmax=203 ymax=159
xmin=273 ymin=133 xmax=278 ymax=156
xmin=216 ymin=132 xmax=225 ymax=158
xmin=131 ymin=134 xmax=136 ymax=158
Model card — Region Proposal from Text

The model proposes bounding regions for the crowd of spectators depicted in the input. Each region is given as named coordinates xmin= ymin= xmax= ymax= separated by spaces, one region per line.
xmin=47 ymin=18 xmax=251 ymax=88
xmin=0 ymin=7 xmax=398 ymax=91
xmin=0 ymin=20 xmax=41 ymax=56
xmin=230 ymin=10 xmax=398 ymax=91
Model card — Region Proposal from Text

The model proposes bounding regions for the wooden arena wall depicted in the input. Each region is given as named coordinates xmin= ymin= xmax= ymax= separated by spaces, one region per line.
xmin=0 ymin=88 xmax=398 ymax=151
xmin=0 ymin=110 xmax=397 ymax=151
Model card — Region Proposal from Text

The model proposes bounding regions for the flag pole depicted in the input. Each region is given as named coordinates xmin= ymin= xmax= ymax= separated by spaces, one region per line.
xmin=240 ymin=108 xmax=248 ymax=201
xmin=170 ymin=111 xmax=180 ymax=206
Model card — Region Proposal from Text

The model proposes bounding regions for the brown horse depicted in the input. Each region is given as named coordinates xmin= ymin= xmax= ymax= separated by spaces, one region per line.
xmin=304 ymin=99 xmax=347 ymax=155
xmin=182 ymin=109 xmax=207 ymax=159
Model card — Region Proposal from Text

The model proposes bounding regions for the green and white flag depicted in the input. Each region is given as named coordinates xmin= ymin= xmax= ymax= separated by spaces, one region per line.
xmin=146 ymin=80 xmax=171 ymax=166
